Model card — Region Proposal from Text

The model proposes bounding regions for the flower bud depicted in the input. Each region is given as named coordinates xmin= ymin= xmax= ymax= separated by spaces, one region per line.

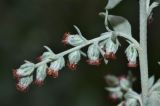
xmin=40 ymin=52 xmax=53 ymax=61
xmin=119 ymin=77 xmax=130 ymax=91
xmin=13 ymin=61 xmax=35 ymax=79
xmin=87 ymin=44 xmax=101 ymax=65
xmin=67 ymin=50 xmax=81 ymax=70
xmin=125 ymin=44 xmax=138 ymax=68
xmin=34 ymin=64 xmax=48 ymax=86
xmin=62 ymin=32 xmax=84 ymax=46
xmin=104 ymin=37 xmax=120 ymax=60
xmin=109 ymin=91 xmax=123 ymax=101
xmin=106 ymin=87 xmax=123 ymax=100
xmin=16 ymin=76 xmax=33 ymax=92
xmin=47 ymin=57 xmax=65 ymax=78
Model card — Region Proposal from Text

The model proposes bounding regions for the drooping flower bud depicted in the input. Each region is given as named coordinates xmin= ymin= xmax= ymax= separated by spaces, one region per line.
xmin=125 ymin=44 xmax=138 ymax=68
xmin=34 ymin=64 xmax=48 ymax=86
xmin=40 ymin=52 xmax=53 ymax=61
xmin=47 ymin=57 xmax=65 ymax=78
xmin=119 ymin=77 xmax=130 ymax=91
xmin=37 ymin=46 xmax=55 ymax=62
xmin=106 ymin=87 xmax=123 ymax=101
xmin=104 ymin=37 xmax=120 ymax=60
xmin=13 ymin=61 xmax=35 ymax=80
xmin=62 ymin=32 xmax=85 ymax=46
xmin=67 ymin=50 xmax=81 ymax=70
xmin=87 ymin=44 xmax=101 ymax=65
xmin=16 ymin=76 xmax=33 ymax=92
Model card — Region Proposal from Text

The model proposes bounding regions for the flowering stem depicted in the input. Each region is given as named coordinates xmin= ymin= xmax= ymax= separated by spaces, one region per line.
xmin=35 ymin=32 xmax=141 ymax=68
xmin=139 ymin=0 xmax=149 ymax=105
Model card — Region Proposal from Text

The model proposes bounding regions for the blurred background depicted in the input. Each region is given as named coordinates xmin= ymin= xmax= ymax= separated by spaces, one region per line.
xmin=0 ymin=0 xmax=159 ymax=106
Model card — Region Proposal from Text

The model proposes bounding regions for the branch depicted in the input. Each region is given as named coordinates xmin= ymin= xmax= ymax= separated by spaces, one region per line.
xmin=35 ymin=31 xmax=141 ymax=68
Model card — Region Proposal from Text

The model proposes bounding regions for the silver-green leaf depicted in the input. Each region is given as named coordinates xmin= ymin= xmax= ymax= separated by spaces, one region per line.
xmin=108 ymin=15 xmax=132 ymax=36
xmin=148 ymin=91 xmax=160 ymax=106
xmin=148 ymin=76 xmax=155 ymax=90
xmin=106 ymin=0 xmax=123 ymax=9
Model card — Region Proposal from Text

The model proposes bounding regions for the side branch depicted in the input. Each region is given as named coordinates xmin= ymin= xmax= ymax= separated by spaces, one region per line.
xmin=35 ymin=31 xmax=141 ymax=68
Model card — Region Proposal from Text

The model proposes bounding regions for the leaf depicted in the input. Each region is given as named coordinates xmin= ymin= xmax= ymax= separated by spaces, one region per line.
xmin=73 ymin=25 xmax=87 ymax=41
xmin=148 ymin=76 xmax=155 ymax=90
xmin=124 ymin=89 xmax=140 ymax=100
xmin=44 ymin=46 xmax=55 ymax=55
xmin=148 ymin=91 xmax=160 ymax=106
xmin=108 ymin=15 xmax=132 ymax=36
xmin=125 ymin=98 xmax=139 ymax=106
xmin=148 ymin=1 xmax=160 ymax=16
xmin=105 ymin=87 xmax=121 ymax=92
xmin=120 ymin=78 xmax=130 ymax=91
xmin=106 ymin=0 xmax=123 ymax=9
xmin=150 ymin=79 xmax=160 ymax=93
xmin=124 ymin=89 xmax=142 ymax=106
xmin=117 ymin=101 xmax=125 ymax=106
xmin=41 ymin=52 xmax=54 ymax=60
xmin=99 ymin=12 xmax=106 ymax=18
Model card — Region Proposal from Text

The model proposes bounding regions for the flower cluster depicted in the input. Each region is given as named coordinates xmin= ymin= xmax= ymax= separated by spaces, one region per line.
xmin=104 ymin=72 xmax=142 ymax=106
xmin=104 ymin=72 xmax=135 ymax=101
xmin=13 ymin=0 xmax=141 ymax=93
xmin=13 ymin=61 xmax=35 ymax=92
xmin=13 ymin=23 xmax=140 ymax=92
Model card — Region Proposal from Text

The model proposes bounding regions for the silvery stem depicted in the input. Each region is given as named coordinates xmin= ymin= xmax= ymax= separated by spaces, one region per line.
xmin=139 ymin=0 xmax=149 ymax=105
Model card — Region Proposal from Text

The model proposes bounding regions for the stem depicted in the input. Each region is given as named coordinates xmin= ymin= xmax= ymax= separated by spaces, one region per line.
xmin=35 ymin=31 xmax=141 ymax=67
xmin=139 ymin=0 xmax=149 ymax=105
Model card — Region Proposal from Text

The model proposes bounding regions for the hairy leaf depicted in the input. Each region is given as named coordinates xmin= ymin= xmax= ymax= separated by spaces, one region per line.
xmin=150 ymin=79 xmax=160 ymax=93
xmin=125 ymin=98 xmax=138 ymax=106
xmin=108 ymin=15 xmax=132 ymax=36
xmin=124 ymin=89 xmax=142 ymax=106
xmin=105 ymin=86 xmax=121 ymax=92
xmin=148 ymin=76 xmax=155 ymax=90
xmin=106 ymin=0 xmax=123 ymax=9
xmin=124 ymin=89 xmax=140 ymax=100
xmin=148 ymin=1 xmax=160 ymax=16
xmin=148 ymin=91 xmax=160 ymax=106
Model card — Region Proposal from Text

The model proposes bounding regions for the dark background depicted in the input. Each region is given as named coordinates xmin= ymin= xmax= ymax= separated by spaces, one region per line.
xmin=0 ymin=0 xmax=160 ymax=106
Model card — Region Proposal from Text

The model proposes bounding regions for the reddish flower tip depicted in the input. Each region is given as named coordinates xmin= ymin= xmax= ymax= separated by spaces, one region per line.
xmin=36 ymin=56 xmax=42 ymax=62
xmin=118 ymin=76 xmax=126 ymax=81
xmin=108 ymin=94 xmax=118 ymax=103
xmin=127 ymin=61 xmax=137 ymax=68
xmin=47 ymin=68 xmax=59 ymax=78
xmin=34 ymin=80 xmax=44 ymax=87
xmin=12 ymin=69 xmax=20 ymax=81
xmin=87 ymin=59 xmax=101 ymax=66
xmin=16 ymin=84 xmax=28 ymax=92
xmin=62 ymin=32 xmax=69 ymax=44
xmin=67 ymin=63 xmax=77 ymax=71
xmin=104 ymin=52 xmax=116 ymax=60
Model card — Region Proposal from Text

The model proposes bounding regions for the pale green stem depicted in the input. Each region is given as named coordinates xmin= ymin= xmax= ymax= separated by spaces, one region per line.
xmin=139 ymin=0 xmax=149 ymax=105
xmin=35 ymin=31 xmax=141 ymax=68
